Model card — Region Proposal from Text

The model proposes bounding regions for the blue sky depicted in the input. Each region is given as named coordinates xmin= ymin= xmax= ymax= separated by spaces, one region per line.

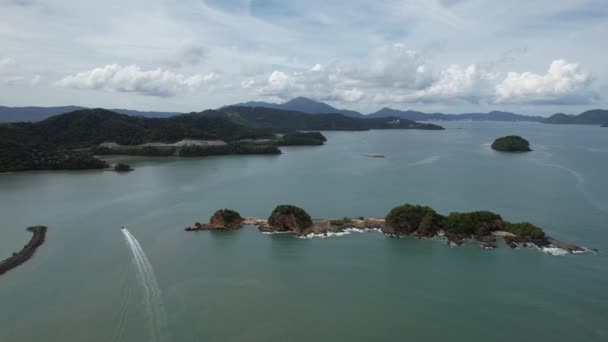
xmin=0 ymin=0 xmax=607 ymax=115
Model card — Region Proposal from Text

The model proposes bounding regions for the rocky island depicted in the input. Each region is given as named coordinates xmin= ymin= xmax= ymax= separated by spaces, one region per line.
xmin=491 ymin=135 xmax=532 ymax=152
xmin=185 ymin=209 xmax=244 ymax=230
xmin=113 ymin=163 xmax=133 ymax=172
xmin=0 ymin=226 xmax=47 ymax=276
xmin=185 ymin=204 xmax=588 ymax=254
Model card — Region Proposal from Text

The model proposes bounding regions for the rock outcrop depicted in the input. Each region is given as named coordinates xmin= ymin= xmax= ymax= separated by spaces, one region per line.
xmin=491 ymin=135 xmax=532 ymax=152
xmin=185 ymin=209 xmax=244 ymax=231
xmin=260 ymin=205 xmax=313 ymax=234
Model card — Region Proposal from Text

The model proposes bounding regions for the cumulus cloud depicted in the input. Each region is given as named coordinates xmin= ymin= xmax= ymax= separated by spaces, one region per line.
xmin=244 ymin=45 xmax=597 ymax=107
xmin=389 ymin=64 xmax=498 ymax=104
xmin=56 ymin=64 xmax=216 ymax=97
xmin=245 ymin=43 xmax=436 ymax=103
xmin=495 ymin=59 xmax=596 ymax=104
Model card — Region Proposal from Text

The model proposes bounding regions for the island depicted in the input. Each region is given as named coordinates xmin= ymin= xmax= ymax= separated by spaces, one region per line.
xmin=185 ymin=209 xmax=244 ymax=230
xmin=275 ymin=132 xmax=327 ymax=146
xmin=185 ymin=204 xmax=588 ymax=254
xmin=114 ymin=163 xmax=133 ymax=172
xmin=491 ymin=135 xmax=532 ymax=152
xmin=0 ymin=226 xmax=47 ymax=275
xmin=602 ymin=123 xmax=607 ymax=127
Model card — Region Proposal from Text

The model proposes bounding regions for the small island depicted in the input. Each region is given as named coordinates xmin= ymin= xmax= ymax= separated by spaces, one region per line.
xmin=114 ymin=163 xmax=133 ymax=172
xmin=602 ymin=123 xmax=607 ymax=127
xmin=491 ymin=135 xmax=532 ymax=152
xmin=185 ymin=209 xmax=244 ymax=230
xmin=0 ymin=226 xmax=47 ymax=276
xmin=275 ymin=132 xmax=327 ymax=146
xmin=185 ymin=204 xmax=589 ymax=254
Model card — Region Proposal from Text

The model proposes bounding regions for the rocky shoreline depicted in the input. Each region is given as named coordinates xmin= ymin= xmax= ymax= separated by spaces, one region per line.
xmin=0 ymin=226 xmax=47 ymax=276
xmin=185 ymin=207 xmax=590 ymax=255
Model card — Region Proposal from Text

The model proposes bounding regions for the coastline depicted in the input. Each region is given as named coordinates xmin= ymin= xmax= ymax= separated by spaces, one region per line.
xmin=0 ymin=226 xmax=47 ymax=276
xmin=187 ymin=217 xmax=588 ymax=255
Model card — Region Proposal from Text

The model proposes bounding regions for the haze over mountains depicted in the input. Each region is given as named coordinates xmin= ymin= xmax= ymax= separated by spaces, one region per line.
xmin=0 ymin=106 xmax=179 ymax=123
xmin=1 ymin=97 xmax=607 ymax=125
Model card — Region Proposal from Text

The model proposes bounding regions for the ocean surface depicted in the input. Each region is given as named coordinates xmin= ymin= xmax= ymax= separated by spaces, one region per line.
xmin=1 ymin=121 xmax=607 ymax=341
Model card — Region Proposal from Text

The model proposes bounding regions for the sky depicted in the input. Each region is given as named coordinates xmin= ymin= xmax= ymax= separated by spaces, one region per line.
xmin=0 ymin=0 xmax=607 ymax=115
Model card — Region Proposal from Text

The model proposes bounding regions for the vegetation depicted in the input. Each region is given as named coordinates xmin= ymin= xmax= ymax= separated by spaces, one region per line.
xmin=0 ymin=141 xmax=108 ymax=172
xmin=93 ymin=146 xmax=176 ymax=157
xmin=178 ymin=143 xmax=280 ymax=157
xmin=384 ymin=203 xmax=547 ymax=243
xmin=491 ymin=135 xmax=531 ymax=152
xmin=114 ymin=163 xmax=133 ymax=172
xmin=385 ymin=204 xmax=444 ymax=236
xmin=205 ymin=106 xmax=445 ymax=131
xmin=505 ymin=222 xmax=545 ymax=239
xmin=443 ymin=211 xmax=503 ymax=236
xmin=214 ymin=209 xmax=243 ymax=225
xmin=268 ymin=205 xmax=313 ymax=228
xmin=544 ymin=109 xmax=608 ymax=125
xmin=276 ymin=131 xmax=327 ymax=146
xmin=0 ymin=108 xmax=278 ymax=172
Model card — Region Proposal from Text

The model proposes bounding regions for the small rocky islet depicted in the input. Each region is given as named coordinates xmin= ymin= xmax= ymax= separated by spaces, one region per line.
xmin=185 ymin=204 xmax=589 ymax=254
xmin=491 ymin=135 xmax=532 ymax=152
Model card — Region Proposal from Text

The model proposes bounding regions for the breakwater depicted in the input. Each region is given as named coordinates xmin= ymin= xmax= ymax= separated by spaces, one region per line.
xmin=0 ymin=226 xmax=47 ymax=276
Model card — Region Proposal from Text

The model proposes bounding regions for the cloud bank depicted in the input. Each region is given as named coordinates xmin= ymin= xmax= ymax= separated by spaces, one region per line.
xmin=56 ymin=64 xmax=217 ymax=97
xmin=244 ymin=44 xmax=596 ymax=106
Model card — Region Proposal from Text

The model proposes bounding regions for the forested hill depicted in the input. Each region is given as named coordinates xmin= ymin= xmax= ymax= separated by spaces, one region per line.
xmin=204 ymin=106 xmax=444 ymax=131
xmin=232 ymin=96 xmax=364 ymax=117
xmin=0 ymin=108 xmax=275 ymax=149
xmin=0 ymin=105 xmax=180 ymax=122
xmin=0 ymin=108 xmax=278 ymax=172
xmin=543 ymin=109 xmax=608 ymax=125
xmin=368 ymin=108 xmax=544 ymax=122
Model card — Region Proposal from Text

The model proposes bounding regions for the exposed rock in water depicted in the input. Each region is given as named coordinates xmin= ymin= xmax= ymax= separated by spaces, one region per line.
xmin=477 ymin=235 xmax=497 ymax=249
xmin=185 ymin=209 xmax=244 ymax=231
xmin=261 ymin=205 xmax=313 ymax=234
xmin=546 ymin=237 xmax=586 ymax=253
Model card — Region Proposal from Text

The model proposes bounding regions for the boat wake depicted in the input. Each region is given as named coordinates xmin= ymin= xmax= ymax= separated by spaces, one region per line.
xmin=122 ymin=228 xmax=168 ymax=342
xmin=530 ymin=159 xmax=608 ymax=215
xmin=408 ymin=155 xmax=440 ymax=167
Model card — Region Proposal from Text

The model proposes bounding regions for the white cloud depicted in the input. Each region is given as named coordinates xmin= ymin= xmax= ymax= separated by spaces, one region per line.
xmin=395 ymin=64 xmax=498 ymax=104
xmin=31 ymin=74 xmax=41 ymax=86
xmin=2 ymin=76 xmax=24 ymax=85
xmin=0 ymin=57 xmax=17 ymax=70
xmin=246 ymin=50 xmax=598 ymax=108
xmin=162 ymin=44 xmax=208 ymax=68
xmin=55 ymin=64 xmax=216 ymax=97
xmin=495 ymin=60 xmax=596 ymax=104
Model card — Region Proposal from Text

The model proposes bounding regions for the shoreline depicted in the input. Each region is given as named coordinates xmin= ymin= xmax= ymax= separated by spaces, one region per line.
xmin=0 ymin=226 xmax=47 ymax=276
xmin=186 ymin=217 xmax=589 ymax=254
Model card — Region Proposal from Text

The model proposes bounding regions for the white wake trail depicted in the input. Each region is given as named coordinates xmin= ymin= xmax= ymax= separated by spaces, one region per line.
xmin=122 ymin=228 xmax=168 ymax=342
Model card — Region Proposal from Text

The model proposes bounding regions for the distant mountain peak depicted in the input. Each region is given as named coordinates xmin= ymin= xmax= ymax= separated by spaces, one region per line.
xmin=231 ymin=97 xmax=364 ymax=118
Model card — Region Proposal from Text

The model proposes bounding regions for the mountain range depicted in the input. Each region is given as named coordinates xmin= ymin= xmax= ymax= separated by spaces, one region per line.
xmin=204 ymin=106 xmax=443 ymax=131
xmin=0 ymin=106 xmax=179 ymax=123
xmin=543 ymin=109 xmax=608 ymax=125
xmin=233 ymin=97 xmax=364 ymax=118
xmin=1 ymin=97 xmax=607 ymax=125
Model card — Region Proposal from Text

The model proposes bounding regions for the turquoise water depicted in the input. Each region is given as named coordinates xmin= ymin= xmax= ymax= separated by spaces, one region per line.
xmin=1 ymin=122 xmax=607 ymax=341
